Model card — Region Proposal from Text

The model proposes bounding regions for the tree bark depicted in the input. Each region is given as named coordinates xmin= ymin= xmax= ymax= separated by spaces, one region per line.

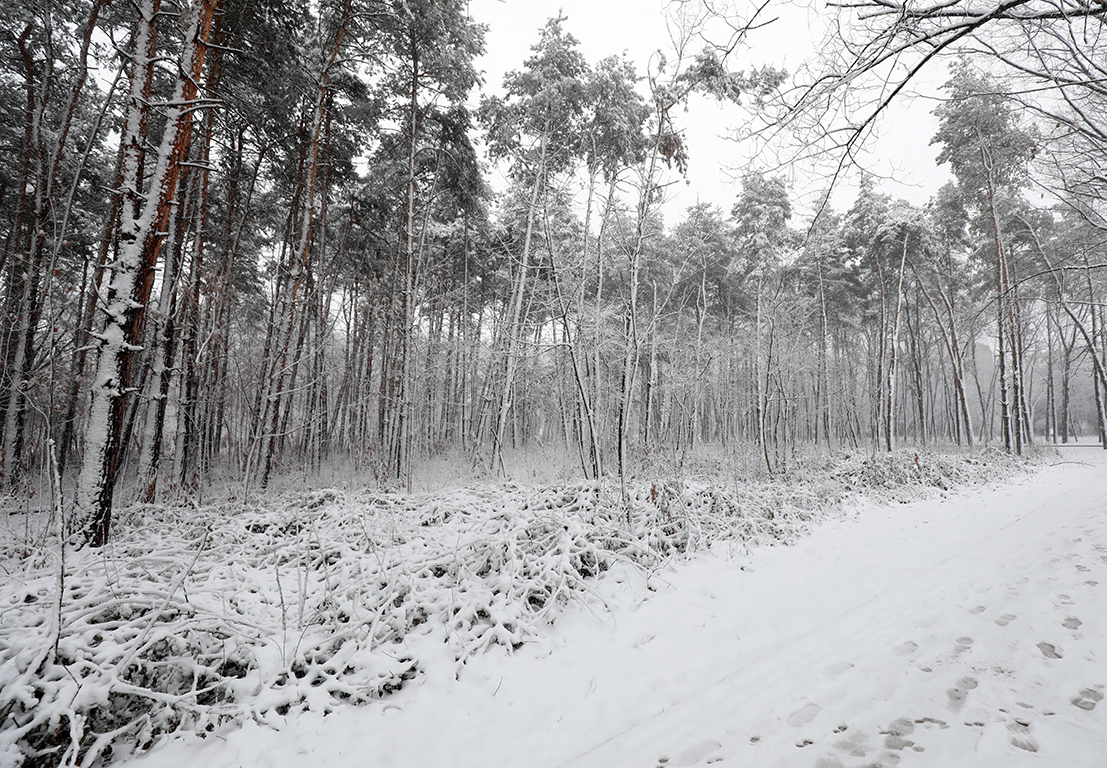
xmin=76 ymin=0 xmax=219 ymax=546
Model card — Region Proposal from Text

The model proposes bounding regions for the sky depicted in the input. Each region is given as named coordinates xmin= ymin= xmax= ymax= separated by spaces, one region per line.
xmin=466 ymin=0 xmax=952 ymax=223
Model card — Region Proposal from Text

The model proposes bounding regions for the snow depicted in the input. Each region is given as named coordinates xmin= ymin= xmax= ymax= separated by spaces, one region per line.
xmin=4 ymin=448 xmax=1104 ymax=767
xmin=102 ymin=448 xmax=1106 ymax=768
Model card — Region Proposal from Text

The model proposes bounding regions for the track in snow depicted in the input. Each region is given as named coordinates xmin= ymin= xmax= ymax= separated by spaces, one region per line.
xmin=557 ymin=449 xmax=1107 ymax=768
xmin=124 ymin=449 xmax=1107 ymax=768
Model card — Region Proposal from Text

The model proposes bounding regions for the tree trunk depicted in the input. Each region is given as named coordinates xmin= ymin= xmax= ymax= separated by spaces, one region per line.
xmin=884 ymin=233 xmax=908 ymax=452
xmin=76 ymin=0 xmax=218 ymax=546
xmin=493 ymin=130 xmax=547 ymax=473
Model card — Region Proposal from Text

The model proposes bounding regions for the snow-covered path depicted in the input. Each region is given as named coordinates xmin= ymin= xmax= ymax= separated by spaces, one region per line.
xmin=128 ymin=450 xmax=1107 ymax=768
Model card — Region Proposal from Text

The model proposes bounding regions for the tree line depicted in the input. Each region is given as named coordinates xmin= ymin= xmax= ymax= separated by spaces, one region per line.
xmin=2 ymin=0 xmax=1106 ymax=545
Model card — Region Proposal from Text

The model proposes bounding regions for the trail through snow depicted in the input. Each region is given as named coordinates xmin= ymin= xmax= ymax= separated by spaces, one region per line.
xmin=124 ymin=449 xmax=1107 ymax=767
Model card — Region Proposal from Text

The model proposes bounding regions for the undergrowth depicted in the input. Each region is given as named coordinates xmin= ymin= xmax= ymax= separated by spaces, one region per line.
xmin=0 ymin=448 xmax=1026 ymax=766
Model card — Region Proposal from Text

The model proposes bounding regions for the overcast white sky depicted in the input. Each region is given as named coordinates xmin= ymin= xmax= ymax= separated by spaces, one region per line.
xmin=466 ymin=0 xmax=952 ymax=224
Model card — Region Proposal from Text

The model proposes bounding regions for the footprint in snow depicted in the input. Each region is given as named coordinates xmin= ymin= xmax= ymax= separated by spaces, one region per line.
xmin=1062 ymin=616 xmax=1082 ymax=630
xmin=947 ymin=676 xmax=978 ymax=712
xmin=788 ymin=703 xmax=821 ymax=727
xmin=953 ymin=636 xmax=974 ymax=655
xmin=914 ymin=717 xmax=949 ymax=729
xmin=884 ymin=718 xmax=914 ymax=736
xmin=833 ymin=729 xmax=868 ymax=758
xmin=1007 ymin=717 xmax=1031 ymax=734
xmin=881 ymin=717 xmax=919 ymax=751
xmin=1007 ymin=720 xmax=1039 ymax=753
xmin=1037 ymin=642 xmax=1063 ymax=659
xmin=1070 ymin=688 xmax=1104 ymax=711
xmin=1057 ymin=593 xmax=1074 ymax=605
xmin=994 ymin=614 xmax=1017 ymax=626
xmin=893 ymin=641 xmax=918 ymax=656
xmin=670 ymin=739 xmax=722 ymax=766
xmin=968 ymin=605 xmax=986 ymax=614
xmin=824 ymin=662 xmax=853 ymax=677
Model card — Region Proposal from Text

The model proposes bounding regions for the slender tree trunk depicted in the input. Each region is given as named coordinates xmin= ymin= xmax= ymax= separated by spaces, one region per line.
xmin=493 ymin=130 xmax=547 ymax=473
xmin=817 ymin=250 xmax=832 ymax=450
xmin=254 ymin=4 xmax=349 ymax=488
xmin=137 ymin=160 xmax=190 ymax=502
xmin=883 ymin=234 xmax=908 ymax=452
xmin=1024 ymin=219 xmax=1107 ymax=445
xmin=982 ymin=149 xmax=1012 ymax=453
xmin=2 ymin=2 xmax=107 ymax=487
xmin=1046 ymin=305 xmax=1056 ymax=442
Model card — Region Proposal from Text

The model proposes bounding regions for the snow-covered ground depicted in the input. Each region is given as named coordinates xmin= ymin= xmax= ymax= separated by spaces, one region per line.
xmin=116 ymin=448 xmax=1107 ymax=768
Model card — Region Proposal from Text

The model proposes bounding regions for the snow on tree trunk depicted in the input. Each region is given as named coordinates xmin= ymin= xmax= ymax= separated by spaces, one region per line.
xmin=75 ymin=0 xmax=218 ymax=546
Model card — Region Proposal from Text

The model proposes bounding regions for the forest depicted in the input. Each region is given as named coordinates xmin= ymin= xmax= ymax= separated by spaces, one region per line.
xmin=2 ymin=0 xmax=1107 ymax=541
xmin=2 ymin=0 xmax=1107 ymax=764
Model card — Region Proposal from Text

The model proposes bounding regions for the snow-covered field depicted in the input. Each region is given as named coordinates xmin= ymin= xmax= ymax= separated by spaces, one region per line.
xmin=4 ymin=448 xmax=1106 ymax=767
